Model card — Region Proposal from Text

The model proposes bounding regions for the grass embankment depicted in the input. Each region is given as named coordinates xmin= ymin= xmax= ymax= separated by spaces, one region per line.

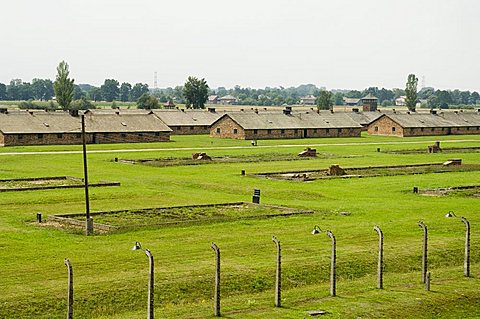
xmin=0 ymin=134 xmax=480 ymax=318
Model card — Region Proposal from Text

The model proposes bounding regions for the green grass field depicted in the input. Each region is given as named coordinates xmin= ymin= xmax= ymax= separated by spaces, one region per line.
xmin=1 ymin=133 xmax=480 ymax=318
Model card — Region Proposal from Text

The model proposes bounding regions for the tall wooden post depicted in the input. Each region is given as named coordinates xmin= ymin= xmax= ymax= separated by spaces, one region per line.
xmin=64 ymin=258 xmax=73 ymax=319
xmin=418 ymin=221 xmax=428 ymax=283
xmin=211 ymin=243 xmax=221 ymax=317
xmin=461 ymin=217 xmax=470 ymax=277
xmin=326 ymin=230 xmax=336 ymax=297
xmin=272 ymin=236 xmax=281 ymax=307
xmin=373 ymin=226 xmax=383 ymax=289
xmin=81 ymin=115 xmax=93 ymax=235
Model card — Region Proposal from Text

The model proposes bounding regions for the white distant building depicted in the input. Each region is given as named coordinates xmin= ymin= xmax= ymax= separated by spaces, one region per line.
xmin=218 ymin=95 xmax=237 ymax=105
xmin=395 ymin=96 xmax=406 ymax=106
xmin=300 ymin=95 xmax=317 ymax=105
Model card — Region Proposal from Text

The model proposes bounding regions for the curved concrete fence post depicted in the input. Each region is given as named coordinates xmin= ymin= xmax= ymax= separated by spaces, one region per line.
xmin=445 ymin=212 xmax=471 ymax=277
xmin=418 ymin=221 xmax=428 ymax=283
xmin=326 ymin=230 xmax=337 ymax=297
xmin=461 ymin=217 xmax=471 ymax=277
xmin=211 ymin=243 xmax=221 ymax=317
xmin=272 ymin=236 xmax=281 ymax=307
xmin=132 ymin=242 xmax=155 ymax=319
xmin=64 ymin=258 xmax=73 ymax=319
xmin=373 ymin=226 xmax=384 ymax=289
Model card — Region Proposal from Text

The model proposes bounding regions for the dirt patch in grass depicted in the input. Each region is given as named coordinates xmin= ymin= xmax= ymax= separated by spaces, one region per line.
xmin=0 ymin=176 xmax=120 ymax=192
xmin=254 ymin=163 xmax=480 ymax=181
xmin=418 ymin=185 xmax=480 ymax=197
xmin=47 ymin=202 xmax=314 ymax=233
xmin=383 ymin=146 xmax=480 ymax=154
xmin=116 ymin=152 xmax=360 ymax=167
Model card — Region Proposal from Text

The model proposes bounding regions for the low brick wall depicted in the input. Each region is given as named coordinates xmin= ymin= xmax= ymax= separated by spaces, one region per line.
xmin=48 ymin=202 xmax=314 ymax=232
xmin=48 ymin=215 xmax=115 ymax=232
xmin=0 ymin=176 xmax=120 ymax=192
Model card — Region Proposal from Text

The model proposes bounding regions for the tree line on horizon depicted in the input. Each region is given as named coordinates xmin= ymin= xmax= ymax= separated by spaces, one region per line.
xmin=1 ymin=76 xmax=478 ymax=110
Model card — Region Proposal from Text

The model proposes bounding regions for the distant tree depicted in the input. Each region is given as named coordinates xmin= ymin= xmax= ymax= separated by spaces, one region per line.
xmin=471 ymin=91 xmax=480 ymax=105
xmin=376 ymin=88 xmax=395 ymax=104
xmin=157 ymin=94 xmax=168 ymax=103
xmin=216 ymin=87 xmax=228 ymax=96
xmin=345 ymin=90 xmax=362 ymax=98
xmin=460 ymin=91 xmax=471 ymax=105
xmin=54 ymin=61 xmax=75 ymax=110
xmin=418 ymin=87 xmax=435 ymax=100
xmin=0 ymin=83 xmax=7 ymax=100
xmin=88 ymin=87 xmax=102 ymax=102
xmin=31 ymin=79 xmax=54 ymax=101
xmin=18 ymin=82 xmax=34 ymax=100
xmin=7 ymin=79 xmax=23 ymax=100
xmin=296 ymin=84 xmax=319 ymax=97
xmin=32 ymin=79 xmax=46 ymax=101
xmin=73 ymin=85 xmax=85 ymax=100
xmin=333 ymin=92 xmax=344 ymax=105
xmin=78 ymin=84 xmax=96 ymax=93
xmin=174 ymin=86 xmax=185 ymax=103
xmin=43 ymin=79 xmax=54 ymax=100
xmin=137 ymin=93 xmax=160 ymax=109
xmin=183 ymin=76 xmax=209 ymax=109
xmin=119 ymin=82 xmax=132 ymax=102
xmin=381 ymin=99 xmax=393 ymax=107
xmin=392 ymin=88 xmax=406 ymax=99
xmin=100 ymin=79 xmax=120 ymax=102
xmin=405 ymin=74 xmax=418 ymax=111
xmin=130 ymin=83 xmax=149 ymax=101
xmin=317 ymin=90 xmax=333 ymax=110
xmin=436 ymin=90 xmax=452 ymax=108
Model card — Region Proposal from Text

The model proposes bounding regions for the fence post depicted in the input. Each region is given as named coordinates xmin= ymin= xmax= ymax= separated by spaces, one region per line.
xmin=272 ymin=236 xmax=281 ymax=307
xmin=326 ymin=230 xmax=336 ymax=297
xmin=211 ymin=243 xmax=221 ymax=317
xmin=64 ymin=258 xmax=73 ymax=319
xmin=373 ymin=226 xmax=383 ymax=289
xmin=461 ymin=217 xmax=470 ymax=277
xmin=418 ymin=221 xmax=428 ymax=283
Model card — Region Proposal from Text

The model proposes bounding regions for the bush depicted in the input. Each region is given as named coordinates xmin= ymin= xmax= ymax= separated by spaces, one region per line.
xmin=71 ymin=97 xmax=96 ymax=110
xmin=18 ymin=100 xmax=45 ymax=110
xmin=381 ymin=99 xmax=393 ymax=106
xmin=137 ymin=93 xmax=160 ymax=109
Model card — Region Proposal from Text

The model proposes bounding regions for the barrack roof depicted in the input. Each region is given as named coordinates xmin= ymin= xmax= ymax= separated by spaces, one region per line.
xmin=216 ymin=111 xmax=362 ymax=130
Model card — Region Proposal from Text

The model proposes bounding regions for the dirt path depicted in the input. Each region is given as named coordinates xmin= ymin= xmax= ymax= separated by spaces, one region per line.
xmin=0 ymin=139 xmax=479 ymax=156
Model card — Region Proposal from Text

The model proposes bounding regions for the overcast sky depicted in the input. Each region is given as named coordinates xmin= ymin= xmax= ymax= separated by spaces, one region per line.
xmin=1 ymin=0 xmax=479 ymax=91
